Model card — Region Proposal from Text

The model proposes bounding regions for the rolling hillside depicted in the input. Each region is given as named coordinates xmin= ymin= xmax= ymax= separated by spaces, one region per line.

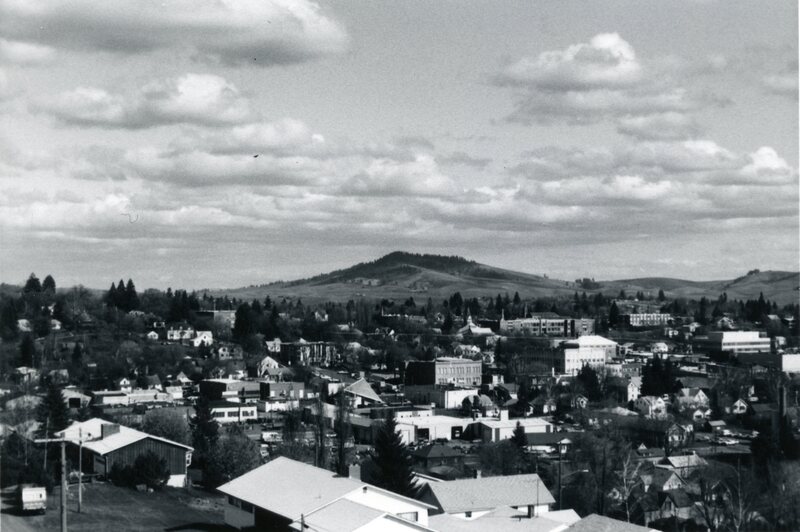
xmin=216 ymin=252 xmax=800 ymax=305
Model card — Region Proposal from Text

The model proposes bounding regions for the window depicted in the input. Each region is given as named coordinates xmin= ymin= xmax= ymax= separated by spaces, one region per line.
xmin=398 ymin=512 xmax=418 ymax=522
xmin=464 ymin=511 xmax=472 ymax=518
xmin=213 ymin=412 xmax=225 ymax=418
xmin=241 ymin=502 xmax=253 ymax=513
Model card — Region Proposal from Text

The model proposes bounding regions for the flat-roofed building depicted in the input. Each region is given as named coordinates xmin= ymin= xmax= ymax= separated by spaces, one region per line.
xmin=209 ymin=400 xmax=258 ymax=424
xmin=707 ymin=331 xmax=772 ymax=356
xmin=405 ymin=358 xmax=482 ymax=386
xmin=500 ymin=313 xmax=595 ymax=337
xmin=622 ymin=313 xmax=672 ymax=328
xmin=477 ymin=410 xmax=553 ymax=442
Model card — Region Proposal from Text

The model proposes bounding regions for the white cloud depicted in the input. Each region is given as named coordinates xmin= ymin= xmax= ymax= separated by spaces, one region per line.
xmin=0 ymin=38 xmax=55 ymax=65
xmin=0 ymin=0 xmax=347 ymax=66
xmin=342 ymin=154 xmax=460 ymax=198
xmin=500 ymin=33 xmax=641 ymax=90
xmin=40 ymin=74 xmax=253 ymax=128
xmin=616 ymin=112 xmax=701 ymax=140
xmin=497 ymin=33 xmax=720 ymax=126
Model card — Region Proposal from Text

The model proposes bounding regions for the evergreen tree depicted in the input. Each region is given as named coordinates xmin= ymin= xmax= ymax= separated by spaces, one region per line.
xmin=190 ymin=395 xmax=220 ymax=466
xmin=105 ymin=282 xmax=118 ymax=307
xmin=511 ymin=421 xmax=527 ymax=450
xmin=115 ymin=279 xmax=126 ymax=308
xmin=608 ymin=301 xmax=620 ymax=326
xmin=23 ymin=273 xmax=42 ymax=293
xmin=576 ymin=365 xmax=602 ymax=401
xmin=42 ymin=275 xmax=56 ymax=293
xmin=71 ymin=343 xmax=83 ymax=365
xmin=371 ymin=414 xmax=418 ymax=497
xmin=125 ymin=279 xmax=139 ymax=311
xmin=513 ymin=292 xmax=521 ymax=305
xmin=19 ymin=335 xmax=35 ymax=367
xmin=658 ymin=289 xmax=666 ymax=302
xmin=0 ymin=299 xmax=19 ymax=340
xmin=233 ymin=303 xmax=254 ymax=341
xmin=335 ymin=392 xmax=352 ymax=476
xmin=36 ymin=383 xmax=70 ymax=437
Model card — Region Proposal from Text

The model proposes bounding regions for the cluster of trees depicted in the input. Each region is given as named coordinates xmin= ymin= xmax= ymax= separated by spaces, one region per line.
xmin=640 ymin=356 xmax=679 ymax=397
xmin=188 ymin=396 xmax=260 ymax=488
xmin=105 ymin=279 xmax=140 ymax=312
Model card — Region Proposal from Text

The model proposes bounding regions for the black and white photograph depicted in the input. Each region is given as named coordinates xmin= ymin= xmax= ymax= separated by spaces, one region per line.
xmin=0 ymin=1 xmax=798 ymax=531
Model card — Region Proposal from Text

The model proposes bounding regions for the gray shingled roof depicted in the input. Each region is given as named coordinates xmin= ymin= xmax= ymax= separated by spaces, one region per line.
xmin=427 ymin=473 xmax=554 ymax=513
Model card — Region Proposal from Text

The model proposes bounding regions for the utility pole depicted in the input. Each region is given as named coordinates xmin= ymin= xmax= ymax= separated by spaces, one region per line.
xmin=78 ymin=428 xmax=83 ymax=513
xmin=36 ymin=437 xmax=68 ymax=532
xmin=558 ymin=442 xmax=563 ymax=510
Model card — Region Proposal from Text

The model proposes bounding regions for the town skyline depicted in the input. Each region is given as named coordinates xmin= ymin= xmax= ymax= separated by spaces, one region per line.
xmin=1 ymin=1 xmax=798 ymax=289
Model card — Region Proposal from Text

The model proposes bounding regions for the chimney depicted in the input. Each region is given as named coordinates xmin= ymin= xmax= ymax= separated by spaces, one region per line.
xmin=499 ymin=409 xmax=509 ymax=421
xmin=474 ymin=469 xmax=481 ymax=479
xmin=101 ymin=423 xmax=120 ymax=439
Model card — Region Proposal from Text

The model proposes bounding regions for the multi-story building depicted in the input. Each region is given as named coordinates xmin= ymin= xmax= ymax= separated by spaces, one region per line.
xmin=404 ymin=358 xmax=482 ymax=386
xmin=704 ymin=331 xmax=772 ymax=357
xmin=510 ymin=335 xmax=617 ymax=375
xmin=499 ymin=312 xmax=595 ymax=337
xmin=622 ymin=313 xmax=672 ymax=328
xmin=280 ymin=339 xmax=337 ymax=366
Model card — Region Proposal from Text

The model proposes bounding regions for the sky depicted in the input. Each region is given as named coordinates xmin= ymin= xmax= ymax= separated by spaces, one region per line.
xmin=0 ymin=0 xmax=797 ymax=290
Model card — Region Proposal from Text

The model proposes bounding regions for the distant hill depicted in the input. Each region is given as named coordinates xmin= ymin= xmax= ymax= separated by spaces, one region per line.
xmin=216 ymin=252 xmax=800 ymax=305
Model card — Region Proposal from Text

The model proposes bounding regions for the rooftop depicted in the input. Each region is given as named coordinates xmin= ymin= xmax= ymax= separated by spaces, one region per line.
xmin=567 ymin=514 xmax=658 ymax=532
xmin=426 ymin=473 xmax=554 ymax=513
xmin=56 ymin=418 xmax=192 ymax=455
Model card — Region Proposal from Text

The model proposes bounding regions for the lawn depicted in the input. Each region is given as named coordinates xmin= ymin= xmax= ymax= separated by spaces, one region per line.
xmin=2 ymin=482 xmax=231 ymax=532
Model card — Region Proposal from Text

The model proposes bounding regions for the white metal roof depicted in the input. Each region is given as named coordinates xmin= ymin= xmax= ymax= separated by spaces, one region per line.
xmin=55 ymin=418 xmax=192 ymax=455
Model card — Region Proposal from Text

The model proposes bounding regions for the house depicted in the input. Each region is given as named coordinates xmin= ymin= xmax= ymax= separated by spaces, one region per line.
xmin=46 ymin=368 xmax=70 ymax=385
xmin=192 ymin=330 xmax=214 ymax=347
xmin=218 ymin=457 xmax=435 ymax=531
xmin=142 ymin=375 xmax=163 ymax=391
xmin=56 ymin=418 xmax=193 ymax=487
xmin=428 ymin=507 xmax=579 ymax=531
xmin=691 ymin=408 xmax=712 ymax=422
xmin=209 ymin=400 xmax=258 ymax=424
xmin=421 ymin=473 xmax=555 ymax=519
xmin=146 ymin=330 xmax=159 ymax=341
xmin=658 ymin=454 xmax=707 ymax=478
xmin=13 ymin=366 xmax=39 ymax=385
xmin=62 ymin=387 xmax=91 ymax=409
xmin=675 ymin=388 xmax=709 ymax=408
xmin=640 ymin=468 xmax=686 ymax=493
xmin=344 ymin=378 xmax=384 ymax=407
xmin=525 ymin=433 xmax=572 ymax=455
xmin=628 ymin=377 xmax=642 ymax=402
xmin=17 ymin=319 xmax=32 ymax=332
xmin=412 ymin=443 xmax=463 ymax=470
xmin=706 ymin=419 xmax=726 ymax=433
xmin=728 ymin=398 xmax=749 ymax=415
xmin=531 ymin=395 xmax=557 ymax=415
xmin=634 ymin=396 xmax=666 ymax=417
xmin=571 ymin=395 xmax=588 ymax=410
xmin=658 ymin=488 xmax=695 ymax=521
xmin=476 ymin=410 xmax=553 ymax=443
xmin=116 ymin=377 xmax=133 ymax=393
xmin=265 ymin=338 xmax=282 ymax=353
xmin=167 ymin=325 xmax=195 ymax=342
xmin=567 ymin=514 xmax=659 ymax=532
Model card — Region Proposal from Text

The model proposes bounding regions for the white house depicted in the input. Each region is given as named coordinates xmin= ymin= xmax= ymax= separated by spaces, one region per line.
xmin=728 ymin=398 xmax=749 ymax=415
xmin=116 ymin=377 xmax=133 ymax=393
xmin=167 ymin=326 xmax=194 ymax=342
xmin=635 ymin=396 xmax=666 ymax=417
xmin=192 ymin=330 xmax=214 ymax=347
xmin=218 ymin=457 xmax=435 ymax=530
xmin=146 ymin=331 xmax=159 ymax=341
xmin=628 ymin=376 xmax=642 ymax=402
xmin=675 ymin=388 xmax=709 ymax=408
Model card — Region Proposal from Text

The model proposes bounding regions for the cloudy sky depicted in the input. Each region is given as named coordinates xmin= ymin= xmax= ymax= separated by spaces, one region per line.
xmin=0 ymin=0 xmax=797 ymax=289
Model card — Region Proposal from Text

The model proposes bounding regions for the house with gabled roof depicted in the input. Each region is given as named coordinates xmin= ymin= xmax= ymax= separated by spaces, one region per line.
xmin=421 ymin=473 xmax=555 ymax=520
xmin=344 ymin=378 xmax=384 ymax=407
xmin=56 ymin=418 xmax=193 ymax=487
xmin=217 ymin=457 xmax=436 ymax=531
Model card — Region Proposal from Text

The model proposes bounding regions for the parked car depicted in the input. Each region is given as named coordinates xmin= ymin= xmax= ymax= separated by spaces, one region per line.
xmin=19 ymin=485 xmax=46 ymax=514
